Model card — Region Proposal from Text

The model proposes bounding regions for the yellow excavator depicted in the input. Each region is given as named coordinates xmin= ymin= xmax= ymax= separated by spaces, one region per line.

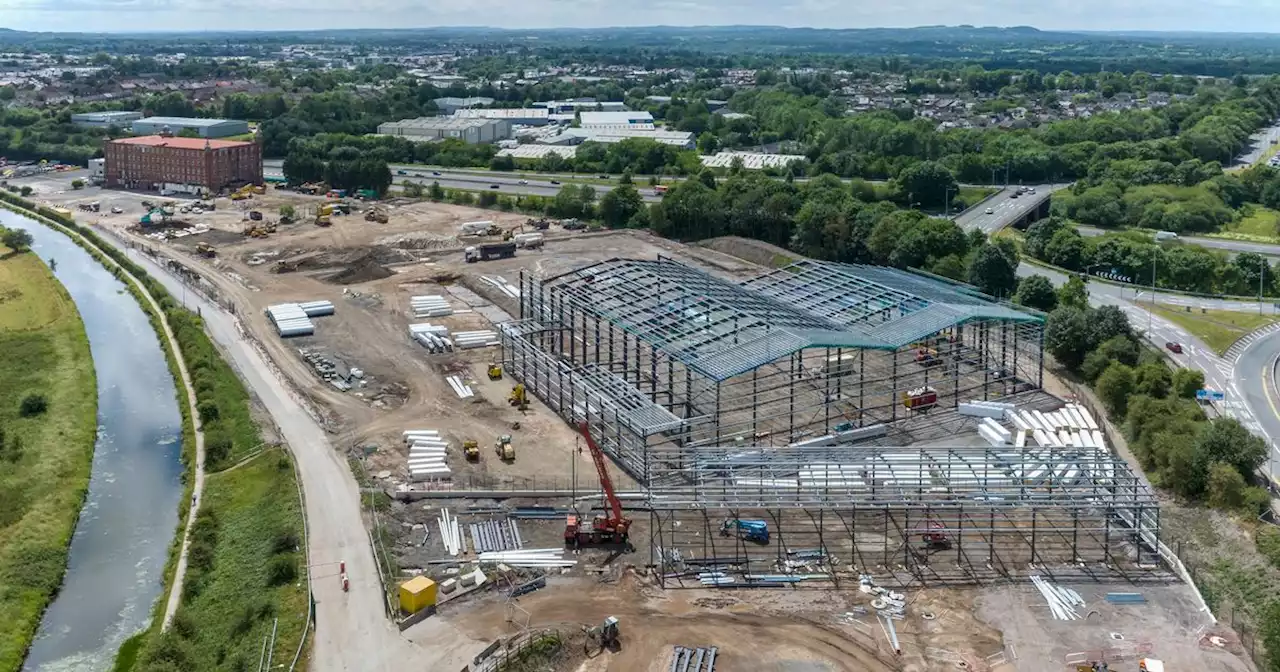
xmin=195 ymin=242 xmax=216 ymax=258
xmin=487 ymin=364 xmax=503 ymax=380
xmin=507 ymin=384 xmax=528 ymax=411
xmin=463 ymin=440 xmax=480 ymax=462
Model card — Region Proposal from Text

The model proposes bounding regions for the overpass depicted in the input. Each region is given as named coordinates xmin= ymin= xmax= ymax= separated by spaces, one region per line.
xmin=953 ymin=184 xmax=1071 ymax=234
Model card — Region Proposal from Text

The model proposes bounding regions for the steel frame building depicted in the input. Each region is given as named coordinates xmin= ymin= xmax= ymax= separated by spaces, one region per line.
xmin=499 ymin=257 xmax=1162 ymax=585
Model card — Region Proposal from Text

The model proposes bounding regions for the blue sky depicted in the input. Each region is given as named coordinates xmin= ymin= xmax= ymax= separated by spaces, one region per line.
xmin=0 ymin=0 xmax=1278 ymax=34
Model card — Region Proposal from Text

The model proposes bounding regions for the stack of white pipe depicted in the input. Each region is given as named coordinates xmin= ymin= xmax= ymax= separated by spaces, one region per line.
xmin=477 ymin=548 xmax=576 ymax=568
xmin=446 ymin=375 xmax=474 ymax=399
xmin=437 ymin=508 xmax=463 ymax=556
xmin=406 ymin=430 xmax=451 ymax=482
xmin=409 ymin=323 xmax=454 ymax=353
xmin=454 ymin=330 xmax=499 ymax=349
xmin=482 ymin=275 xmax=520 ymax=299
xmin=411 ymin=295 xmax=453 ymax=318
xmin=1031 ymin=575 xmax=1081 ymax=620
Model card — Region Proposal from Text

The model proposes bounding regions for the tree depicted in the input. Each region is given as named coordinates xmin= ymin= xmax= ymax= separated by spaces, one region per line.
xmin=1082 ymin=335 xmax=1141 ymax=382
xmin=1134 ymin=362 xmax=1172 ymax=399
xmin=429 ymin=181 xmax=445 ymax=201
xmin=1013 ymin=275 xmax=1057 ymax=311
xmin=1165 ymin=434 xmax=1209 ymax=498
xmin=1044 ymin=306 xmax=1093 ymax=370
xmin=1090 ymin=305 xmax=1132 ymax=344
xmin=894 ymin=161 xmax=957 ymax=208
xmin=2 ymin=228 xmax=33 ymax=252
xmin=599 ymin=182 xmax=644 ymax=229
xmin=18 ymin=186 xmax=32 ymax=197
xmin=1057 ymin=276 xmax=1090 ymax=309
xmin=401 ymin=180 xmax=424 ymax=198
xmin=1096 ymin=363 xmax=1136 ymax=416
xmin=1024 ymin=217 xmax=1068 ymax=259
xmin=968 ymin=243 xmax=1017 ymax=298
xmin=278 ymin=204 xmax=295 ymax=219
xmin=1195 ymin=417 xmax=1268 ymax=478
xmin=1206 ymin=462 xmax=1247 ymax=510
xmin=1044 ymin=228 xmax=1088 ymax=269
xmin=70 ymin=178 xmax=85 ymax=190
xmin=1172 ymin=367 xmax=1205 ymax=399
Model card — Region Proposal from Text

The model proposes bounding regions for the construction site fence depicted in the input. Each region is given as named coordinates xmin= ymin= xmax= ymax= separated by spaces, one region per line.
xmin=466 ymin=629 xmax=564 ymax=672
xmin=1175 ymin=541 xmax=1266 ymax=669
xmin=392 ymin=475 xmax=613 ymax=499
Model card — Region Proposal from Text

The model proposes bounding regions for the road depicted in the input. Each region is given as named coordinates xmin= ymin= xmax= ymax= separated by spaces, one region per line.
xmin=952 ymin=183 xmax=1072 ymax=234
xmin=1232 ymin=117 xmax=1280 ymax=169
xmin=262 ymin=159 xmax=664 ymax=202
xmin=1076 ymin=224 xmax=1280 ymax=258
xmin=89 ymin=227 xmax=424 ymax=671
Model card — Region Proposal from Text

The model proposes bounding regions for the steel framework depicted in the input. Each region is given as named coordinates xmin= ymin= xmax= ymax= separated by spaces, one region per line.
xmin=496 ymin=257 xmax=1163 ymax=584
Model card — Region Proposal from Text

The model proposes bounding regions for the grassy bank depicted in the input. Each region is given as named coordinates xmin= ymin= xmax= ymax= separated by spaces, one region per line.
xmin=1147 ymin=303 xmax=1279 ymax=355
xmin=0 ymin=241 xmax=97 ymax=672
xmin=0 ymin=194 xmax=309 ymax=671
xmin=144 ymin=450 xmax=308 ymax=671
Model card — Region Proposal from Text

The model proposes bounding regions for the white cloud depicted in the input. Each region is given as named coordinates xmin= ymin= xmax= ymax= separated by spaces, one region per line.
xmin=4 ymin=0 xmax=1280 ymax=32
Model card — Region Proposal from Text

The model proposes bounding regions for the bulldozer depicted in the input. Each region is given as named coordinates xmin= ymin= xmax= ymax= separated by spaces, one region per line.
xmin=487 ymin=364 xmax=502 ymax=380
xmin=463 ymin=440 xmax=480 ymax=462
xmin=495 ymin=435 xmax=514 ymax=462
xmin=507 ymin=384 xmax=528 ymax=411
xmin=195 ymin=242 xmax=216 ymax=258
xmin=364 ymin=209 xmax=389 ymax=224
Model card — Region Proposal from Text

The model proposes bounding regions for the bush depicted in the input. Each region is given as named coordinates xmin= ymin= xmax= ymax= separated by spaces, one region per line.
xmin=1206 ymin=462 xmax=1247 ymax=510
xmin=1096 ymin=363 xmax=1136 ymax=416
xmin=1256 ymin=526 xmax=1280 ymax=569
xmin=266 ymin=554 xmax=298 ymax=587
xmin=197 ymin=400 xmax=220 ymax=424
xmin=1172 ymin=367 xmax=1205 ymax=399
xmin=271 ymin=528 xmax=300 ymax=554
xmin=18 ymin=393 xmax=48 ymax=417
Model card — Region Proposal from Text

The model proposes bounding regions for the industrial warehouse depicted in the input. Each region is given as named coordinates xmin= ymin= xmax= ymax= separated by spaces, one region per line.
xmin=500 ymin=256 xmax=1164 ymax=586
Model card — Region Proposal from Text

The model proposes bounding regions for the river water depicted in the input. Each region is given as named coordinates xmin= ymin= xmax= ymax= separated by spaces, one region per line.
xmin=3 ymin=210 xmax=185 ymax=672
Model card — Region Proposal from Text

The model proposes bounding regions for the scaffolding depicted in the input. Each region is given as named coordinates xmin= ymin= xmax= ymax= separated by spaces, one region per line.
xmin=498 ymin=257 xmax=1162 ymax=584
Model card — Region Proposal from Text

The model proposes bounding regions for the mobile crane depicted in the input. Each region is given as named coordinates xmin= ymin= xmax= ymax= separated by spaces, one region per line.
xmin=565 ymin=421 xmax=632 ymax=548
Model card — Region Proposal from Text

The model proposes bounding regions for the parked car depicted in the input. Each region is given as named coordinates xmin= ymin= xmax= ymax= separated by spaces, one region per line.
xmin=1165 ymin=342 xmax=1183 ymax=354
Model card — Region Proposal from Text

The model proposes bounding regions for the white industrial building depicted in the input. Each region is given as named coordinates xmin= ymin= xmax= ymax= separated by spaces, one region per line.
xmin=496 ymin=145 xmax=578 ymax=160
xmin=700 ymin=151 xmax=806 ymax=170
xmin=130 ymin=116 xmax=250 ymax=138
xmin=579 ymin=111 xmax=655 ymax=128
xmin=535 ymin=99 xmax=628 ymax=114
xmin=71 ymin=111 xmax=143 ymax=128
xmin=377 ymin=117 xmax=512 ymax=144
xmin=551 ymin=127 xmax=695 ymax=149
xmin=453 ymin=108 xmax=551 ymax=126
xmin=433 ymin=96 xmax=495 ymax=114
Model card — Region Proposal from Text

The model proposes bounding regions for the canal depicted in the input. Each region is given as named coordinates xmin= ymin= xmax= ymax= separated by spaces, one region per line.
xmin=3 ymin=210 xmax=185 ymax=672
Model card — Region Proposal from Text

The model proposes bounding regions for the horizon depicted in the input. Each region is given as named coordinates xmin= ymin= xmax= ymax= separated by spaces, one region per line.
xmin=7 ymin=1 xmax=1280 ymax=36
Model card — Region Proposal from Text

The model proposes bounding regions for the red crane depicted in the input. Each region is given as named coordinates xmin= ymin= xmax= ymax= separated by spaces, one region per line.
xmin=565 ymin=421 xmax=632 ymax=548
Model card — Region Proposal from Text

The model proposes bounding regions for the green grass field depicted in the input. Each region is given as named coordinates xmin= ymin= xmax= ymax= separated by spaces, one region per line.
xmin=0 ymin=243 xmax=97 ymax=672
xmin=1212 ymin=205 xmax=1280 ymax=244
xmin=130 ymin=450 xmax=308 ymax=671
xmin=1148 ymin=303 xmax=1279 ymax=355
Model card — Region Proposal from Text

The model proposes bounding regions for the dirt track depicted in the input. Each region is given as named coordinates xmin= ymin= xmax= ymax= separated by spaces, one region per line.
xmin=444 ymin=575 xmax=897 ymax=672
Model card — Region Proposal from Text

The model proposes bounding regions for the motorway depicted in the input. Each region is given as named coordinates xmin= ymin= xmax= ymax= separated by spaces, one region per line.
xmin=1077 ymin=224 xmax=1280 ymax=258
xmin=952 ymin=183 xmax=1072 ymax=233
xmin=1232 ymin=117 xmax=1280 ymax=169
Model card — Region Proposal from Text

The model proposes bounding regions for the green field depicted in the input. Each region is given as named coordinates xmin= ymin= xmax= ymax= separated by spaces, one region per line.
xmin=0 ymin=242 xmax=97 ymax=672
xmin=1212 ymin=205 xmax=1280 ymax=244
xmin=1148 ymin=303 xmax=1280 ymax=355
xmin=129 ymin=450 xmax=308 ymax=671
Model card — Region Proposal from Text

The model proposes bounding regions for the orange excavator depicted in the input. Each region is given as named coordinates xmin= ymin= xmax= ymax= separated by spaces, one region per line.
xmin=565 ymin=422 xmax=632 ymax=548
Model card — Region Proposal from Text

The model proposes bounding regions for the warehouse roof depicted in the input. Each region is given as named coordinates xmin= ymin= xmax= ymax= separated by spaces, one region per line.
xmin=134 ymin=116 xmax=240 ymax=127
xmin=111 ymin=135 xmax=251 ymax=150
xmin=544 ymin=258 xmax=1040 ymax=381
xmin=495 ymin=145 xmax=578 ymax=159
xmin=579 ymin=110 xmax=654 ymax=126
xmin=454 ymin=108 xmax=549 ymax=120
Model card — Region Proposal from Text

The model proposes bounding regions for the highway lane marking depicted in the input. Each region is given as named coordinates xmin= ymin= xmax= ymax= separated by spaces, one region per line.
xmin=1262 ymin=360 xmax=1280 ymax=426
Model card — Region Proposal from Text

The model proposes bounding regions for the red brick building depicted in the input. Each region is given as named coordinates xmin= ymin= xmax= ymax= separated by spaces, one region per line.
xmin=104 ymin=135 xmax=262 ymax=192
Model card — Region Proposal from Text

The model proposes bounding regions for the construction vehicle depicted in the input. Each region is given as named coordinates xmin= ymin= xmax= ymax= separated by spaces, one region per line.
xmin=507 ymin=384 xmax=528 ymax=410
xmin=365 ymin=206 xmax=389 ymax=224
xmin=1074 ymin=663 xmax=1112 ymax=672
xmin=463 ymin=440 xmax=480 ymax=462
xmin=919 ymin=522 xmax=950 ymax=550
xmin=720 ymin=518 xmax=770 ymax=544
xmin=495 ymin=435 xmax=514 ymax=462
xmin=231 ymin=184 xmax=254 ymax=201
xmin=582 ymin=616 xmax=620 ymax=655
xmin=252 ymin=185 xmax=266 ymax=195
xmin=487 ymin=363 xmax=503 ymax=380
xmin=356 ymin=188 xmax=378 ymax=200
xmin=1138 ymin=660 xmax=1163 ymax=672
xmin=565 ymin=422 xmax=632 ymax=548
xmin=914 ymin=347 xmax=940 ymax=366
xmin=195 ymin=242 xmax=216 ymax=258
xmin=527 ymin=217 xmax=551 ymax=231
xmin=902 ymin=386 xmax=938 ymax=412
xmin=560 ymin=218 xmax=586 ymax=230
xmin=248 ymin=210 xmax=263 ymax=221
xmin=465 ymin=242 xmax=517 ymax=263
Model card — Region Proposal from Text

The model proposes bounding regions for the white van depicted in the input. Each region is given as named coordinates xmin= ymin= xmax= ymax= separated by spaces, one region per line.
xmin=1154 ymin=231 xmax=1178 ymax=242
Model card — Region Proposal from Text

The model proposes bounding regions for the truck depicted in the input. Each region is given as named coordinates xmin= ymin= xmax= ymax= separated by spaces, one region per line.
xmin=464 ymin=242 xmax=517 ymax=263
xmin=902 ymin=386 xmax=938 ymax=411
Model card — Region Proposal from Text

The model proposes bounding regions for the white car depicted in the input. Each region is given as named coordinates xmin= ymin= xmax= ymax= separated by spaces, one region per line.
xmin=518 ymin=179 xmax=528 ymax=185
xmin=110 ymin=206 xmax=123 ymax=214
xmin=985 ymin=207 xmax=994 ymax=214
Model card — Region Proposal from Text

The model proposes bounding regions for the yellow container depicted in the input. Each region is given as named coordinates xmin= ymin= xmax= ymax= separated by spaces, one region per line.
xmin=399 ymin=576 xmax=437 ymax=614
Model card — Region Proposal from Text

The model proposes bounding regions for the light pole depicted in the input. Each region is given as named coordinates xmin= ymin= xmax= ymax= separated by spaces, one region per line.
xmin=1261 ymin=260 xmax=1267 ymax=316
xmin=1147 ymin=255 xmax=1157 ymax=336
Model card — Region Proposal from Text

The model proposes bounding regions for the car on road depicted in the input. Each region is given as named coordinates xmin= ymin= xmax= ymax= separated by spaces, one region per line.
xmin=396 ymin=170 xmax=407 ymax=175
xmin=1009 ymin=192 xmax=1019 ymax=198
xmin=985 ymin=207 xmax=994 ymax=214
xmin=111 ymin=206 xmax=123 ymax=214
xmin=1028 ymin=188 xmax=1036 ymax=194
xmin=519 ymin=179 xmax=528 ymax=185
xmin=1165 ymin=342 xmax=1183 ymax=354
xmin=489 ymin=184 xmax=500 ymax=189
xmin=432 ymin=171 xmax=441 ymax=176
xmin=598 ymin=175 xmax=610 ymax=180
xmin=550 ymin=180 xmax=561 ymax=185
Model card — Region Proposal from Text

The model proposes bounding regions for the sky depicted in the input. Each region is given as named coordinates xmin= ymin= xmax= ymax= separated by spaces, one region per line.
xmin=1 ymin=0 xmax=1279 ymax=34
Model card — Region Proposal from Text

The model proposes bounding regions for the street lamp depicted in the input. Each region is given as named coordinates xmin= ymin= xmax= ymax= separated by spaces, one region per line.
xmin=1147 ymin=255 xmax=1157 ymax=336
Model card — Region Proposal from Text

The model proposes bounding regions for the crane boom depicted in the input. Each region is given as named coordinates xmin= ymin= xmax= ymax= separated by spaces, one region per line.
xmin=577 ymin=421 xmax=624 ymax=526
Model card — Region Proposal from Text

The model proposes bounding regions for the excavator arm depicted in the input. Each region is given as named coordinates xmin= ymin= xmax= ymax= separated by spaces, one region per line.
xmin=577 ymin=421 xmax=624 ymax=526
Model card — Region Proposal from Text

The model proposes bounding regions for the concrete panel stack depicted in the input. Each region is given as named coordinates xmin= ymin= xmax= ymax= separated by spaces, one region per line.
xmin=266 ymin=303 xmax=314 ymax=337
xmin=453 ymin=330 xmax=499 ymax=349
xmin=297 ymin=300 xmax=335 ymax=317
xmin=410 ymin=295 xmax=452 ymax=318
xmin=409 ymin=323 xmax=453 ymax=353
